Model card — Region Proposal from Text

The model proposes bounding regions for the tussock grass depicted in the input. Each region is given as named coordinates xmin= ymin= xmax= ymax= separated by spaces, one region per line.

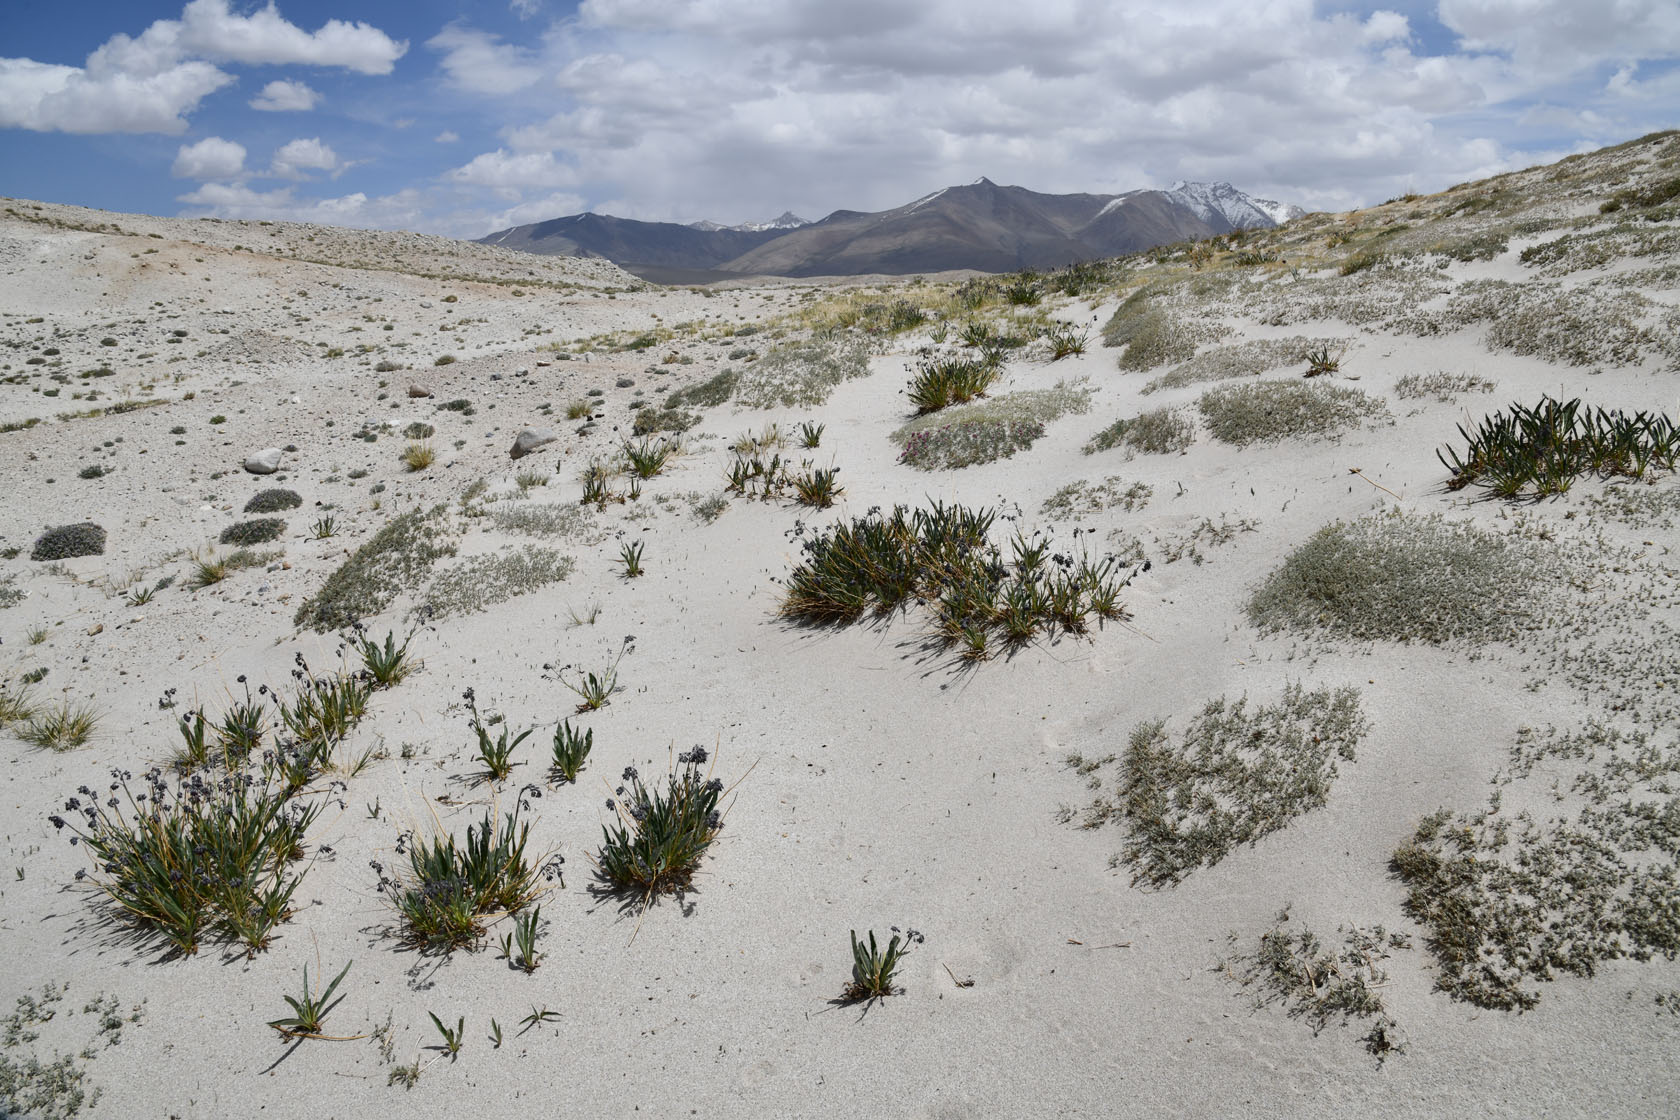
xmin=1438 ymin=395 xmax=1678 ymax=498
xmin=1197 ymin=380 xmax=1386 ymax=446
xmin=20 ymin=699 xmax=98 ymax=751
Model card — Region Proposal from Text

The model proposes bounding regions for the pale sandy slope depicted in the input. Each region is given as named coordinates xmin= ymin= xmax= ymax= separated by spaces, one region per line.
xmin=0 ymin=192 xmax=1676 ymax=1120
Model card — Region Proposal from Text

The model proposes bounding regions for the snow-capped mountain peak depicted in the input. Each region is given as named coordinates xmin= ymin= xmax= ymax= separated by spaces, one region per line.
xmin=689 ymin=211 xmax=811 ymax=233
xmin=1168 ymin=181 xmax=1306 ymax=229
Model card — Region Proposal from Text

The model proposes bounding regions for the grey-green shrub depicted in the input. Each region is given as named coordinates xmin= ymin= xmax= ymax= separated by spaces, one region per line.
xmin=294 ymin=506 xmax=455 ymax=631
xmin=220 ymin=518 xmax=285 ymax=546
xmin=1197 ymin=380 xmax=1386 ymax=445
xmin=244 ymin=489 xmax=302 ymax=514
xmin=31 ymin=522 xmax=106 ymax=561
xmin=1085 ymin=407 xmax=1194 ymax=456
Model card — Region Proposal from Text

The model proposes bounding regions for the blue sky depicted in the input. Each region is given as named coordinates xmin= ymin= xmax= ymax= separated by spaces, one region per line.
xmin=2 ymin=1 xmax=1676 ymax=237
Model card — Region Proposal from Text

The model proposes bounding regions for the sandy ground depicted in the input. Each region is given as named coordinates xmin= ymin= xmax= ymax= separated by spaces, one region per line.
xmin=1 ymin=146 xmax=1678 ymax=1120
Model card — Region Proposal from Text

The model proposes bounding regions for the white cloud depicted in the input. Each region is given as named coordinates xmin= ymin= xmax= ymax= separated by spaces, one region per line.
xmin=270 ymin=137 xmax=341 ymax=178
xmin=0 ymin=1 xmax=403 ymax=135
xmin=176 ymin=180 xmax=423 ymax=228
xmin=435 ymin=130 xmax=460 ymax=143
xmin=510 ymin=0 xmax=544 ymax=18
xmin=427 ymin=25 xmax=544 ymax=95
xmin=249 ymin=78 xmax=319 ymax=111
xmin=446 ymin=149 xmax=580 ymax=192
xmin=172 ymin=135 xmax=246 ymax=179
xmin=0 ymin=56 xmax=231 ymax=134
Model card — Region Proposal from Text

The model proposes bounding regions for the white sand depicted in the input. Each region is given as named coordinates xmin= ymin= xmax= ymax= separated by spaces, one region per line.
xmin=1 ymin=139 xmax=1678 ymax=1120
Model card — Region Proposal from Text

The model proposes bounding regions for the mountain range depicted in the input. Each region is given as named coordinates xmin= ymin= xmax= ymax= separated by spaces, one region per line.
xmin=479 ymin=179 xmax=1305 ymax=282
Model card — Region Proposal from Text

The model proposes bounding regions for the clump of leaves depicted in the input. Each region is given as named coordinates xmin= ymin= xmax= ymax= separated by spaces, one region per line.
xmin=351 ymin=626 xmax=417 ymax=688
xmin=907 ymin=356 xmax=999 ymax=414
xmin=1438 ymin=395 xmax=1679 ymax=498
xmin=1222 ymin=908 xmax=1408 ymax=1061
xmin=20 ymin=700 xmax=99 ymax=752
xmin=549 ymin=721 xmax=592 ymax=783
xmin=374 ymin=805 xmax=558 ymax=953
xmin=594 ymin=747 xmax=732 ymax=908
xmin=268 ymin=961 xmax=355 ymax=1041
xmin=841 ymin=927 xmax=923 ymax=1004
xmin=1077 ymin=684 xmax=1368 ymax=887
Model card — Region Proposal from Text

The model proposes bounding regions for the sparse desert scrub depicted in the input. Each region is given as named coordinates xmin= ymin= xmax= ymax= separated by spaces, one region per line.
xmin=1197 ymin=380 xmax=1386 ymax=445
xmin=1248 ymin=510 xmax=1566 ymax=645
xmin=1392 ymin=371 xmax=1496 ymax=402
xmin=1068 ymin=683 xmax=1368 ymax=887
xmin=294 ymin=505 xmax=455 ymax=631
xmin=51 ymin=768 xmax=320 ymax=956
xmin=419 ymin=546 xmax=573 ymax=620
xmin=1222 ymin=909 xmax=1408 ymax=1060
xmin=900 ymin=418 xmax=1045 ymax=470
xmin=734 ymin=332 xmax=873 ymax=408
xmin=402 ymin=441 xmax=435 ymax=471
xmin=1142 ymin=336 xmax=1341 ymax=394
xmin=664 ymin=368 xmax=738 ymax=410
xmin=489 ymin=501 xmax=598 ymax=541
xmin=1040 ymin=477 xmax=1152 ymax=520
xmin=1437 ymin=396 xmax=1678 ymax=497
xmin=1084 ymin=407 xmax=1194 ymax=456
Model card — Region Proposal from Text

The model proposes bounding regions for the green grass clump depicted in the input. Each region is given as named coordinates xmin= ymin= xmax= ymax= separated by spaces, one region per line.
xmin=595 ymin=748 xmax=728 ymax=904
xmin=419 ymin=546 xmax=572 ymax=620
xmin=219 ymin=518 xmax=286 ymax=546
xmin=780 ymin=503 xmax=1129 ymax=655
xmin=842 ymin=928 xmax=922 ymax=1003
xmin=907 ymin=356 xmax=999 ymax=413
xmin=1197 ymin=380 xmax=1386 ymax=446
xmin=19 ymin=700 xmax=98 ymax=752
xmin=1438 ymin=396 xmax=1678 ymax=498
xmin=1249 ymin=511 xmax=1564 ymax=645
xmin=30 ymin=522 xmax=105 ymax=561
xmin=244 ymin=489 xmax=302 ymax=514
xmin=1077 ymin=684 xmax=1367 ymax=887
xmin=378 ymin=808 xmax=552 ymax=952
xmin=294 ymin=506 xmax=455 ymax=632
xmin=52 ymin=769 xmax=319 ymax=956
xmin=734 ymin=333 xmax=873 ymax=408
xmin=1084 ymin=407 xmax=1194 ymax=456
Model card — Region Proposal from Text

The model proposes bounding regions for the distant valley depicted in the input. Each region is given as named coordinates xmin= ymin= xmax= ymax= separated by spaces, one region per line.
xmin=480 ymin=178 xmax=1305 ymax=281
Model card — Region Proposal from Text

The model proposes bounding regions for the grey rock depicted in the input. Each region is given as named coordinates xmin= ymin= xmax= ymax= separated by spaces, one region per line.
xmin=407 ymin=384 xmax=433 ymax=398
xmin=509 ymin=428 xmax=557 ymax=459
xmin=243 ymin=448 xmax=283 ymax=474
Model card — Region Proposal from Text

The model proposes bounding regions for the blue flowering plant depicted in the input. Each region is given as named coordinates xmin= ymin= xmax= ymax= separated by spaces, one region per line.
xmin=594 ymin=747 xmax=736 ymax=905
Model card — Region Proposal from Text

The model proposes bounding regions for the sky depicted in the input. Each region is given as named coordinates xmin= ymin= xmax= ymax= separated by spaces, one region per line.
xmin=0 ymin=1 xmax=1676 ymax=239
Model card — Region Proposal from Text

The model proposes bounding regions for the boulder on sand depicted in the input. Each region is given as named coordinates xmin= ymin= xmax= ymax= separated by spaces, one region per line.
xmin=243 ymin=448 xmax=283 ymax=474
xmin=509 ymin=428 xmax=557 ymax=460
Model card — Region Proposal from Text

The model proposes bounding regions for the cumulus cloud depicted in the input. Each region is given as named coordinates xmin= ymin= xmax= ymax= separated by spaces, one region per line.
xmin=0 ymin=1 xmax=403 ymax=134
xmin=510 ymin=0 xmax=544 ymax=18
xmin=176 ymin=180 xmax=423 ymax=229
xmin=446 ymin=149 xmax=580 ymax=193
xmin=249 ymin=78 xmax=319 ymax=111
xmin=172 ymin=135 xmax=246 ymax=179
xmin=270 ymin=137 xmax=340 ymax=178
xmin=435 ymin=130 xmax=460 ymax=143
xmin=427 ymin=25 xmax=545 ymax=95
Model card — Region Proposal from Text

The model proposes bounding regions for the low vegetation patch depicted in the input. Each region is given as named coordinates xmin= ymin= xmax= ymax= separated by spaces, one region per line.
xmin=1143 ymin=336 xmax=1342 ymax=394
xmin=907 ymin=355 xmax=1000 ymax=413
xmin=1065 ymin=684 xmax=1367 ymax=887
xmin=219 ymin=518 xmax=285 ymax=546
xmin=1392 ymin=371 xmax=1496 ymax=402
xmin=31 ymin=523 xmax=105 ymax=561
xmin=244 ymin=489 xmax=302 ymax=514
xmin=595 ymin=748 xmax=730 ymax=907
xmin=1197 ymin=380 xmax=1386 ymax=446
xmin=1084 ymin=407 xmax=1194 ymax=456
xmin=734 ymin=332 xmax=873 ymax=408
xmin=900 ymin=418 xmax=1044 ymax=470
xmin=294 ymin=506 xmax=456 ymax=632
xmin=1248 ymin=511 xmax=1565 ymax=645
xmin=419 ymin=546 xmax=573 ymax=620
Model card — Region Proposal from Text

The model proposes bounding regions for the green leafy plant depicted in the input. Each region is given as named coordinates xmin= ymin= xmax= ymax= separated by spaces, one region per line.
xmin=798 ymin=421 xmax=825 ymax=448
xmin=1046 ymin=325 xmax=1089 ymax=360
xmin=1438 ymin=396 xmax=1679 ymax=498
xmin=498 ymin=907 xmax=542 ymax=973
xmin=622 ymin=437 xmax=673 ymax=479
xmin=376 ymin=804 xmax=557 ymax=953
xmin=619 ymin=540 xmax=645 ymax=578
xmin=310 ymin=515 xmax=337 ymax=540
xmin=268 ymin=961 xmax=355 ymax=1041
xmin=842 ymin=928 xmax=922 ymax=1003
xmin=428 ymin=1012 xmax=464 ymax=1060
xmin=52 ymin=769 xmax=319 ymax=956
xmin=464 ymin=689 xmax=531 ymax=783
xmin=1303 ymin=345 xmax=1343 ymax=377
xmin=595 ymin=747 xmax=733 ymax=912
xmin=550 ymin=721 xmax=592 ymax=783
xmin=124 ymin=584 xmax=155 ymax=606
xmin=20 ymin=699 xmax=99 ymax=752
xmin=518 ymin=1006 xmax=562 ymax=1034
xmin=791 ymin=463 xmax=843 ymax=508
xmin=352 ymin=626 xmax=416 ymax=688
xmin=907 ymin=356 xmax=999 ymax=414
